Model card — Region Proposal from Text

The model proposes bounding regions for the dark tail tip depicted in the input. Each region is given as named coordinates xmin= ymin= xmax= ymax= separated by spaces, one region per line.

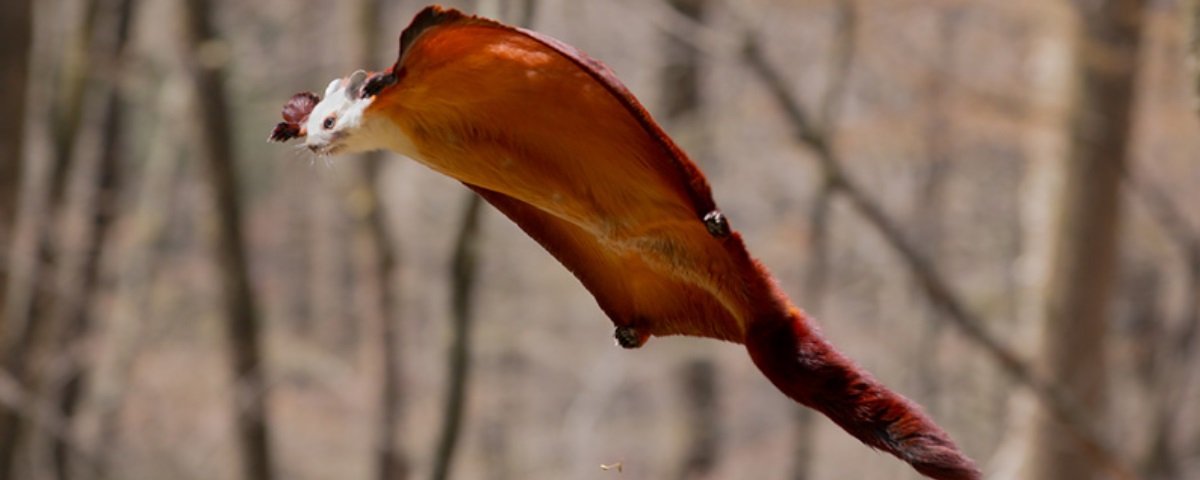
xmin=891 ymin=425 xmax=982 ymax=480
xmin=746 ymin=312 xmax=980 ymax=480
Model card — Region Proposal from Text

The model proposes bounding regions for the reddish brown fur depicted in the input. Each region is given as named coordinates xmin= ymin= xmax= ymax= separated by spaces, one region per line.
xmin=273 ymin=6 xmax=981 ymax=478
xmin=746 ymin=286 xmax=981 ymax=479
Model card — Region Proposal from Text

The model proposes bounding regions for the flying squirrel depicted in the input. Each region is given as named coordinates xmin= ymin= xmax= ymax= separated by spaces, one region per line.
xmin=270 ymin=6 xmax=980 ymax=479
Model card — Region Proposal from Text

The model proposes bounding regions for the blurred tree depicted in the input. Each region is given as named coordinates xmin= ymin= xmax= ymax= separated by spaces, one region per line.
xmin=431 ymin=193 xmax=484 ymax=480
xmin=0 ymin=0 xmax=32 ymax=333
xmin=0 ymin=1 xmax=1192 ymax=478
xmin=911 ymin=8 xmax=963 ymax=414
xmin=430 ymin=4 xmax=533 ymax=480
xmin=348 ymin=0 xmax=410 ymax=477
xmin=281 ymin=170 xmax=314 ymax=334
xmin=659 ymin=1 xmax=722 ymax=479
xmin=739 ymin=6 xmax=1141 ymax=475
xmin=0 ymin=0 xmax=29 ymax=468
xmin=1022 ymin=0 xmax=1147 ymax=479
xmin=790 ymin=182 xmax=832 ymax=480
xmin=1182 ymin=0 xmax=1200 ymax=466
xmin=85 ymin=78 xmax=188 ymax=479
xmin=46 ymin=1 xmax=136 ymax=478
xmin=675 ymin=359 xmax=718 ymax=480
xmin=1125 ymin=177 xmax=1200 ymax=478
xmin=178 ymin=0 xmax=275 ymax=477
xmin=788 ymin=3 xmax=856 ymax=478
xmin=0 ymin=0 xmax=100 ymax=476
xmin=1192 ymin=0 xmax=1199 ymax=114
xmin=662 ymin=0 xmax=706 ymax=123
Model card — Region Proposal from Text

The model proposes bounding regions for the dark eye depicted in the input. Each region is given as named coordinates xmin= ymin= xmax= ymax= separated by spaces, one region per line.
xmin=322 ymin=116 xmax=335 ymax=130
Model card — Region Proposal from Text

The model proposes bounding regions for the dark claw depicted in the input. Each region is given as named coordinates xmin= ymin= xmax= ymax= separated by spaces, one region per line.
xmin=703 ymin=210 xmax=730 ymax=238
xmin=614 ymin=326 xmax=642 ymax=349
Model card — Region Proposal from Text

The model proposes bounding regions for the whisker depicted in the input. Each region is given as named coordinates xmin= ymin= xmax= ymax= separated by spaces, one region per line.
xmin=283 ymin=141 xmax=346 ymax=169
xmin=284 ymin=144 xmax=320 ymax=168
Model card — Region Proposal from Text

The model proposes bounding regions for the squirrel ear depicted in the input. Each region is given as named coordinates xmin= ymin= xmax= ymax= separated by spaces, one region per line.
xmin=361 ymin=71 xmax=397 ymax=98
xmin=345 ymin=70 xmax=368 ymax=100
xmin=324 ymin=79 xmax=341 ymax=98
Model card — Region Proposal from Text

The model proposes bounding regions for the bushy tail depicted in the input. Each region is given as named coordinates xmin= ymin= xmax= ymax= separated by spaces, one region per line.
xmin=745 ymin=308 xmax=981 ymax=480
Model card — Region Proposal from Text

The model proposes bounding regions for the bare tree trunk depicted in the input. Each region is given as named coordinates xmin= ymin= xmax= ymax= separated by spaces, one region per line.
xmin=361 ymin=155 xmax=407 ymax=480
xmin=675 ymin=360 xmax=718 ymax=480
xmin=87 ymin=76 xmax=188 ymax=479
xmin=789 ymin=182 xmax=834 ymax=480
xmin=0 ymin=1 xmax=100 ymax=476
xmin=310 ymin=188 xmax=355 ymax=349
xmin=428 ymin=4 xmax=532 ymax=479
xmin=1132 ymin=267 xmax=1180 ymax=480
xmin=1023 ymin=1 xmax=1146 ymax=478
xmin=0 ymin=0 xmax=32 ymax=334
xmin=178 ymin=0 xmax=275 ymax=477
xmin=346 ymin=1 xmax=408 ymax=478
xmin=281 ymin=169 xmax=314 ymax=334
xmin=658 ymin=2 xmax=721 ymax=478
xmin=911 ymin=9 xmax=963 ymax=414
xmin=0 ymin=0 xmax=31 ymax=472
xmin=1125 ymin=176 xmax=1200 ymax=479
xmin=430 ymin=194 xmax=484 ymax=480
xmin=47 ymin=1 xmax=136 ymax=477
xmin=789 ymin=3 xmax=856 ymax=475
xmin=348 ymin=0 xmax=408 ymax=475
xmin=662 ymin=0 xmax=706 ymax=123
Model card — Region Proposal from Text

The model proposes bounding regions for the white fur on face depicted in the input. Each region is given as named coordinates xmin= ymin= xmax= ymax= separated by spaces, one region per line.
xmin=304 ymin=72 xmax=378 ymax=156
xmin=303 ymin=71 xmax=420 ymax=159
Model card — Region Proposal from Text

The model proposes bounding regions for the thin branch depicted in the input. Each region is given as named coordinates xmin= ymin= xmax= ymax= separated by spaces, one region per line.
xmin=819 ymin=0 xmax=857 ymax=129
xmin=626 ymin=0 xmax=738 ymax=57
xmin=1127 ymin=175 xmax=1200 ymax=260
xmin=738 ymin=24 xmax=1139 ymax=480
xmin=1190 ymin=0 xmax=1199 ymax=116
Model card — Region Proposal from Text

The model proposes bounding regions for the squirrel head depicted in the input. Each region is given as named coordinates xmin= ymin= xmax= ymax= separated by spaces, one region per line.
xmin=269 ymin=70 xmax=402 ymax=157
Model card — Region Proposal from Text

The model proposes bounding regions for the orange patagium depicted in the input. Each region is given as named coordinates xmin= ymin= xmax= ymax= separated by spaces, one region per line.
xmin=269 ymin=6 xmax=980 ymax=479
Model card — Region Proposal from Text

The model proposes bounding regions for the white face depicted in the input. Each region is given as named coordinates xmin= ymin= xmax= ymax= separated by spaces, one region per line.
xmin=303 ymin=71 xmax=384 ymax=156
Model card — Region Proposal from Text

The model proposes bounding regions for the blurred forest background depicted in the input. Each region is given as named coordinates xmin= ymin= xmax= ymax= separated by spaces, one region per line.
xmin=0 ymin=0 xmax=1198 ymax=479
